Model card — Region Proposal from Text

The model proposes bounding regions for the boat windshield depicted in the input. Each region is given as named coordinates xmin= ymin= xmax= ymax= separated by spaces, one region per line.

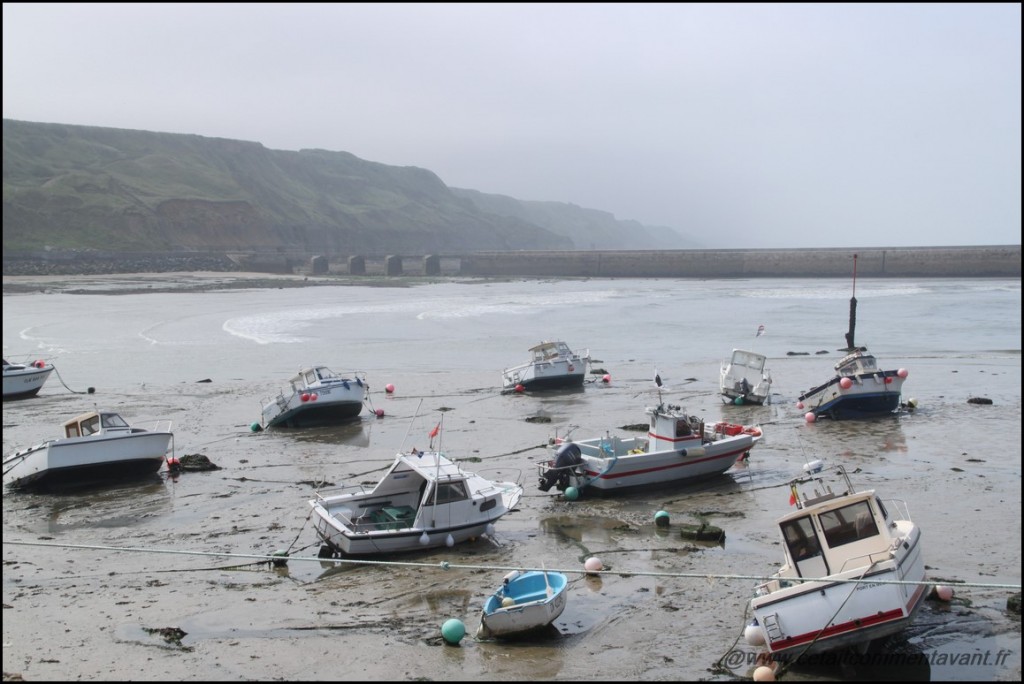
xmin=732 ymin=351 xmax=765 ymax=369
xmin=818 ymin=500 xmax=879 ymax=548
xmin=780 ymin=516 xmax=822 ymax=562
xmin=100 ymin=413 xmax=130 ymax=428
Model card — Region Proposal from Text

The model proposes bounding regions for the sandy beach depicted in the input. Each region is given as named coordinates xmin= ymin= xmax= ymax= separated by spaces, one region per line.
xmin=3 ymin=273 xmax=1021 ymax=681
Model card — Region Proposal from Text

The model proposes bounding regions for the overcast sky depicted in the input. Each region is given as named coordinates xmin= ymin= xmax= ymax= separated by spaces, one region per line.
xmin=3 ymin=3 xmax=1020 ymax=248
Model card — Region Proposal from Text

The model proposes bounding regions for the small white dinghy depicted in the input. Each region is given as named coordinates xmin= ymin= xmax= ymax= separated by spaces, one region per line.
xmin=476 ymin=569 xmax=568 ymax=639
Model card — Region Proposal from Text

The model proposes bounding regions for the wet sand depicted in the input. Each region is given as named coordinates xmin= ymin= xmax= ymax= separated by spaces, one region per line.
xmin=3 ymin=274 xmax=1021 ymax=681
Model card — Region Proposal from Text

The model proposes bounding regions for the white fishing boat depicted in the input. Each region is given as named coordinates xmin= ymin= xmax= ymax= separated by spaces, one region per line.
xmin=476 ymin=569 xmax=569 ymax=639
xmin=3 ymin=410 xmax=174 ymax=490
xmin=798 ymin=255 xmax=908 ymax=420
xmin=310 ymin=448 xmax=524 ymax=556
xmin=536 ymin=401 xmax=762 ymax=495
xmin=720 ymin=348 xmax=772 ymax=406
xmin=3 ymin=356 xmax=54 ymax=400
xmin=260 ymin=365 xmax=368 ymax=428
xmin=743 ymin=464 xmax=927 ymax=659
xmin=502 ymin=340 xmax=590 ymax=391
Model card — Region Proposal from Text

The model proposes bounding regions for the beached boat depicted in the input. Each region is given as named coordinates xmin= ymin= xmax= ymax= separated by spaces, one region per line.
xmin=720 ymin=348 xmax=772 ymax=406
xmin=743 ymin=464 xmax=927 ymax=659
xmin=502 ymin=340 xmax=590 ymax=391
xmin=3 ymin=357 xmax=54 ymax=400
xmin=536 ymin=401 xmax=762 ymax=495
xmin=476 ymin=569 xmax=569 ymax=639
xmin=3 ymin=410 xmax=174 ymax=490
xmin=260 ymin=365 xmax=368 ymax=428
xmin=797 ymin=256 xmax=908 ymax=420
xmin=310 ymin=448 xmax=524 ymax=556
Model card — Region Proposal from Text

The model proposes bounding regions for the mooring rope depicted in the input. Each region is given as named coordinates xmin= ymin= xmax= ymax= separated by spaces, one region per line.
xmin=3 ymin=539 xmax=1020 ymax=590
xmin=52 ymin=364 xmax=95 ymax=395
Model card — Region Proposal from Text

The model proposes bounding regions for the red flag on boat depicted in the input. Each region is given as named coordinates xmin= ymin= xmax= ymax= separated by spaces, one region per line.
xmin=429 ymin=423 xmax=440 ymax=439
xmin=788 ymin=484 xmax=798 ymax=506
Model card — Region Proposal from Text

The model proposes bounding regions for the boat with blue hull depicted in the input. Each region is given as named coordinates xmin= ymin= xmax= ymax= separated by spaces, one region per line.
xmin=502 ymin=340 xmax=590 ymax=392
xmin=797 ymin=255 xmax=908 ymax=420
xmin=260 ymin=365 xmax=368 ymax=429
xmin=477 ymin=569 xmax=569 ymax=639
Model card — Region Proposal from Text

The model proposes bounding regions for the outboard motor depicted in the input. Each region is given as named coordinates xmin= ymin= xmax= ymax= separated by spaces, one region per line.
xmin=539 ymin=441 xmax=583 ymax=492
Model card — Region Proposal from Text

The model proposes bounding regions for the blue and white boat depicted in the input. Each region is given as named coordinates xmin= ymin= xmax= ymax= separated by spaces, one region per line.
xmin=797 ymin=255 xmax=908 ymax=420
xmin=477 ymin=569 xmax=569 ymax=639
xmin=260 ymin=365 xmax=368 ymax=428
xmin=502 ymin=340 xmax=590 ymax=391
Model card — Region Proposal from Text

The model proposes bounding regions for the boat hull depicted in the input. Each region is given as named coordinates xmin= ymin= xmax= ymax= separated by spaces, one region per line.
xmin=502 ymin=362 xmax=586 ymax=391
xmin=749 ymin=535 xmax=926 ymax=658
xmin=312 ymin=515 xmax=501 ymax=555
xmin=2 ymin=365 xmax=54 ymax=400
xmin=478 ymin=571 xmax=568 ymax=639
xmin=799 ymin=369 xmax=905 ymax=420
xmin=544 ymin=433 xmax=753 ymax=493
xmin=264 ymin=400 xmax=364 ymax=428
xmin=4 ymin=432 xmax=172 ymax=490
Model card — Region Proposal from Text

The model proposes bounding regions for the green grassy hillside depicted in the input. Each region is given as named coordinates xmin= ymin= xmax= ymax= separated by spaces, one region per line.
xmin=3 ymin=119 xmax=691 ymax=254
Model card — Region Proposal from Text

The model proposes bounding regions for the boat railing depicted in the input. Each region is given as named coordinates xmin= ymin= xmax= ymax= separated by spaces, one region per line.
xmin=836 ymin=548 xmax=898 ymax=575
xmin=312 ymin=482 xmax=374 ymax=501
xmin=474 ymin=467 xmax=524 ymax=488
xmin=133 ymin=419 xmax=174 ymax=434
xmin=885 ymin=498 xmax=913 ymax=523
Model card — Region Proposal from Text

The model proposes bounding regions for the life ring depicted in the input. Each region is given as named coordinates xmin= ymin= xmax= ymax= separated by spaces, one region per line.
xmin=743 ymin=426 xmax=763 ymax=437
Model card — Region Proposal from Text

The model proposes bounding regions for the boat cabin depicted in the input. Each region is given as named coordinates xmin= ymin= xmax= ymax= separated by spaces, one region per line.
xmin=834 ymin=350 xmax=877 ymax=377
xmin=63 ymin=411 xmax=132 ymax=438
xmin=529 ymin=341 xmax=573 ymax=363
xmin=646 ymin=403 xmax=703 ymax=451
xmin=777 ymin=476 xmax=895 ymax=580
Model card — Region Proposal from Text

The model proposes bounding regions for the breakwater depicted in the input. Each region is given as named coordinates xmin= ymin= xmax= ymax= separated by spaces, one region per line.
xmin=2 ymin=245 xmax=1019 ymax=278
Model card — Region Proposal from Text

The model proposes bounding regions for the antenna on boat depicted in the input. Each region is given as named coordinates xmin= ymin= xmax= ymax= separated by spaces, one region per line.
xmin=399 ymin=398 xmax=425 ymax=452
xmin=843 ymin=253 xmax=858 ymax=351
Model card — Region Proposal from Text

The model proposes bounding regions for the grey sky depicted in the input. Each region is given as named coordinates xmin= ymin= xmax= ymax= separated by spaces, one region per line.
xmin=3 ymin=3 xmax=1020 ymax=248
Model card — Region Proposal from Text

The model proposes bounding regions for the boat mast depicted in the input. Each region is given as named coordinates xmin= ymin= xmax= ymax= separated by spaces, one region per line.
xmin=843 ymin=254 xmax=858 ymax=351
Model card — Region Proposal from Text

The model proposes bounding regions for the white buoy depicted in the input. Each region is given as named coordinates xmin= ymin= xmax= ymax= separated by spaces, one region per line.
xmin=419 ymin=532 xmax=430 ymax=545
xmin=584 ymin=556 xmax=603 ymax=574
xmin=744 ymin=623 xmax=766 ymax=646
xmin=485 ymin=523 xmax=495 ymax=536
xmin=445 ymin=534 xmax=455 ymax=547
xmin=753 ymin=665 xmax=776 ymax=681
xmin=803 ymin=459 xmax=824 ymax=474
xmin=935 ymin=585 xmax=954 ymax=601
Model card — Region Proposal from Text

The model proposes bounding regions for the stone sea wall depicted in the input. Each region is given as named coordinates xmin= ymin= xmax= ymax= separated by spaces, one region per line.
xmin=2 ymin=245 xmax=1019 ymax=278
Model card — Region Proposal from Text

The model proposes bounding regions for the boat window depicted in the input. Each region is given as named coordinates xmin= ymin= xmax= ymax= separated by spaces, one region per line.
xmin=819 ymin=500 xmax=879 ymax=548
xmin=780 ymin=516 xmax=821 ymax=562
xmin=479 ymin=498 xmax=497 ymax=512
xmin=675 ymin=419 xmax=692 ymax=437
xmin=101 ymin=413 xmax=129 ymax=428
xmin=81 ymin=415 xmax=100 ymax=435
xmin=433 ymin=481 xmax=469 ymax=504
